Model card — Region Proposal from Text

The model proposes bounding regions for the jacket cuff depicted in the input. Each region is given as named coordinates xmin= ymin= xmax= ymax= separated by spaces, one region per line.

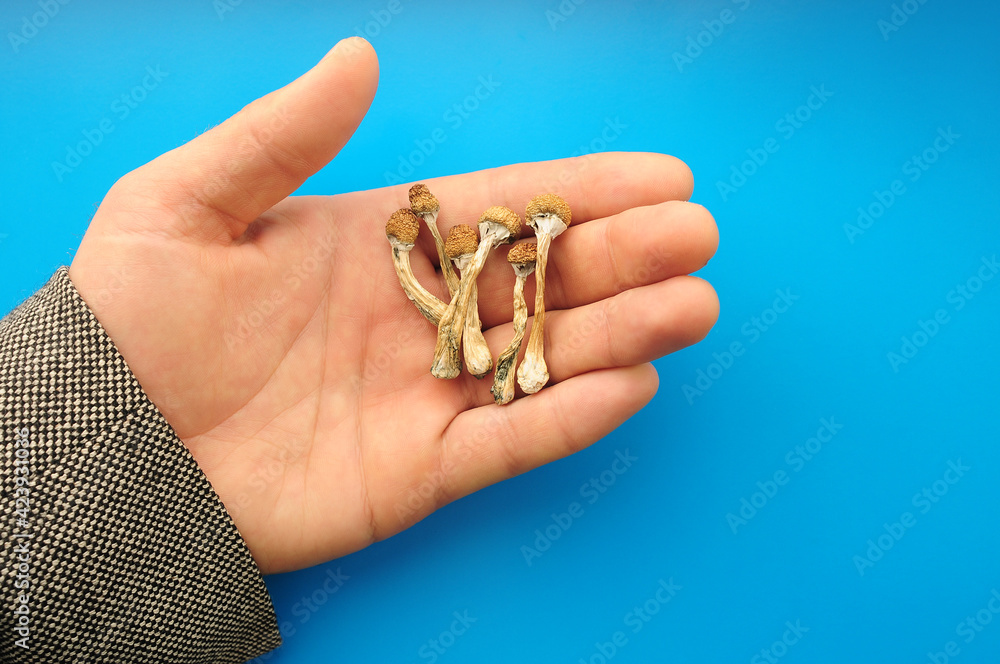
xmin=0 ymin=268 xmax=281 ymax=663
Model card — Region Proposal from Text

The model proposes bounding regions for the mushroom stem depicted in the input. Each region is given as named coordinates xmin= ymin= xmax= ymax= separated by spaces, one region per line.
xmin=390 ymin=239 xmax=447 ymax=325
xmin=492 ymin=268 xmax=532 ymax=405
xmin=409 ymin=184 xmax=460 ymax=297
xmin=433 ymin=206 xmax=520 ymax=380
xmin=431 ymin=236 xmax=495 ymax=379
xmin=517 ymin=232 xmax=552 ymax=394
xmin=421 ymin=210 xmax=461 ymax=297
xmin=463 ymin=280 xmax=493 ymax=379
xmin=386 ymin=208 xmax=447 ymax=325
xmin=449 ymin=248 xmax=492 ymax=379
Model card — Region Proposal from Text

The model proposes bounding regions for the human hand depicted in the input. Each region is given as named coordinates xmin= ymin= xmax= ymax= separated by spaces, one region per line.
xmin=68 ymin=38 xmax=719 ymax=574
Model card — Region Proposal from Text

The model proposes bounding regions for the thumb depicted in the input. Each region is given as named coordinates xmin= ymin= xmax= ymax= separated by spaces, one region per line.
xmin=140 ymin=37 xmax=378 ymax=240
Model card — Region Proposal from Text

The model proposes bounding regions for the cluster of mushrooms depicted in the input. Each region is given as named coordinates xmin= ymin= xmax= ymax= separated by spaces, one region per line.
xmin=385 ymin=184 xmax=572 ymax=405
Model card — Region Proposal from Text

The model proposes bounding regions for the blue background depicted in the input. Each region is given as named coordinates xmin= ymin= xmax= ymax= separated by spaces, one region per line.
xmin=2 ymin=1 xmax=999 ymax=662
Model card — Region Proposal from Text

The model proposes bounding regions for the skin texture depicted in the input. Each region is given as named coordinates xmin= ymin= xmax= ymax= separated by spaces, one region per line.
xmin=67 ymin=38 xmax=720 ymax=574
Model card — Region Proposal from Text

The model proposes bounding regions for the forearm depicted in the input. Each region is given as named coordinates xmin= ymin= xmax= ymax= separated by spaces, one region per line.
xmin=0 ymin=268 xmax=280 ymax=663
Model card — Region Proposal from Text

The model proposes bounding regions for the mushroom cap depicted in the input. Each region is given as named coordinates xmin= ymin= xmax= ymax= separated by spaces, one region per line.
xmin=479 ymin=206 xmax=522 ymax=243
xmin=445 ymin=224 xmax=479 ymax=258
xmin=526 ymin=194 xmax=572 ymax=228
xmin=507 ymin=242 xmax=537 ymax=265
xmin=408 ymin=183 xmax=440 ymax=215
xmin=386 ymin=208 xmax=421 ymax=245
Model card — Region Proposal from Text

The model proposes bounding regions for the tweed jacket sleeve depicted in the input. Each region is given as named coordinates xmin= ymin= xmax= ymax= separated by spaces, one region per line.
xmin=0 ymin=268 xmax=282 ymax=663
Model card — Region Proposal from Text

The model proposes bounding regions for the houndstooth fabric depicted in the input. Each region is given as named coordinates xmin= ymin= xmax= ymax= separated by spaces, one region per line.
xmin=0 ymin=269 xmax=281 ymax=663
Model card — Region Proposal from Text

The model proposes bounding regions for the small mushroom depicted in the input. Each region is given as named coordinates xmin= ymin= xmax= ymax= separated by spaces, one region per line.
xmin=445 ymin=225 xmax=493 ymax=379
xmin=517 ymin=194 xmax=572 ymax=394
xmin=431 ymin=206 xmax=521 ymax=379
xmin=409 ymin=183 xmax=460 ymax=297
xmin=385 ymin=209 xmax=447 ymax=325
xmin=491 ymin=243 xmax=537 ymax=405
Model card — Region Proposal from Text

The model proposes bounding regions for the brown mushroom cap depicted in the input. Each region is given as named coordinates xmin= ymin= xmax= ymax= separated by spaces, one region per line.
xmin=507 ymin=242 xmax=537 ymax=265
xmin=445 ymin=224 xmax=479 ymax=258
xmin=526 ymin=194 xmax=572 ymax=228
xmin=479 ymin=206 xmax=522 ymax=243
xmin=408 ymin=183 xmax=440 ymax=215
xmin=386 ymin=208 xmax=421 ymax=245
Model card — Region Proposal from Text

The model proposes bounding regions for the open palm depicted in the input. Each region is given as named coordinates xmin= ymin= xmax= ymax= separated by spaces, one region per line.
xmin=68 ymin=39 xmax=719 ymax=574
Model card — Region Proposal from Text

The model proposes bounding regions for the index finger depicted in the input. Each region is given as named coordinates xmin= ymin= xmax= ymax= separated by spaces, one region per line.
xmin=423 ymin=151 xmax=694 ymax=230
xmin=352 ymin=152 xmax=694 ymax=256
